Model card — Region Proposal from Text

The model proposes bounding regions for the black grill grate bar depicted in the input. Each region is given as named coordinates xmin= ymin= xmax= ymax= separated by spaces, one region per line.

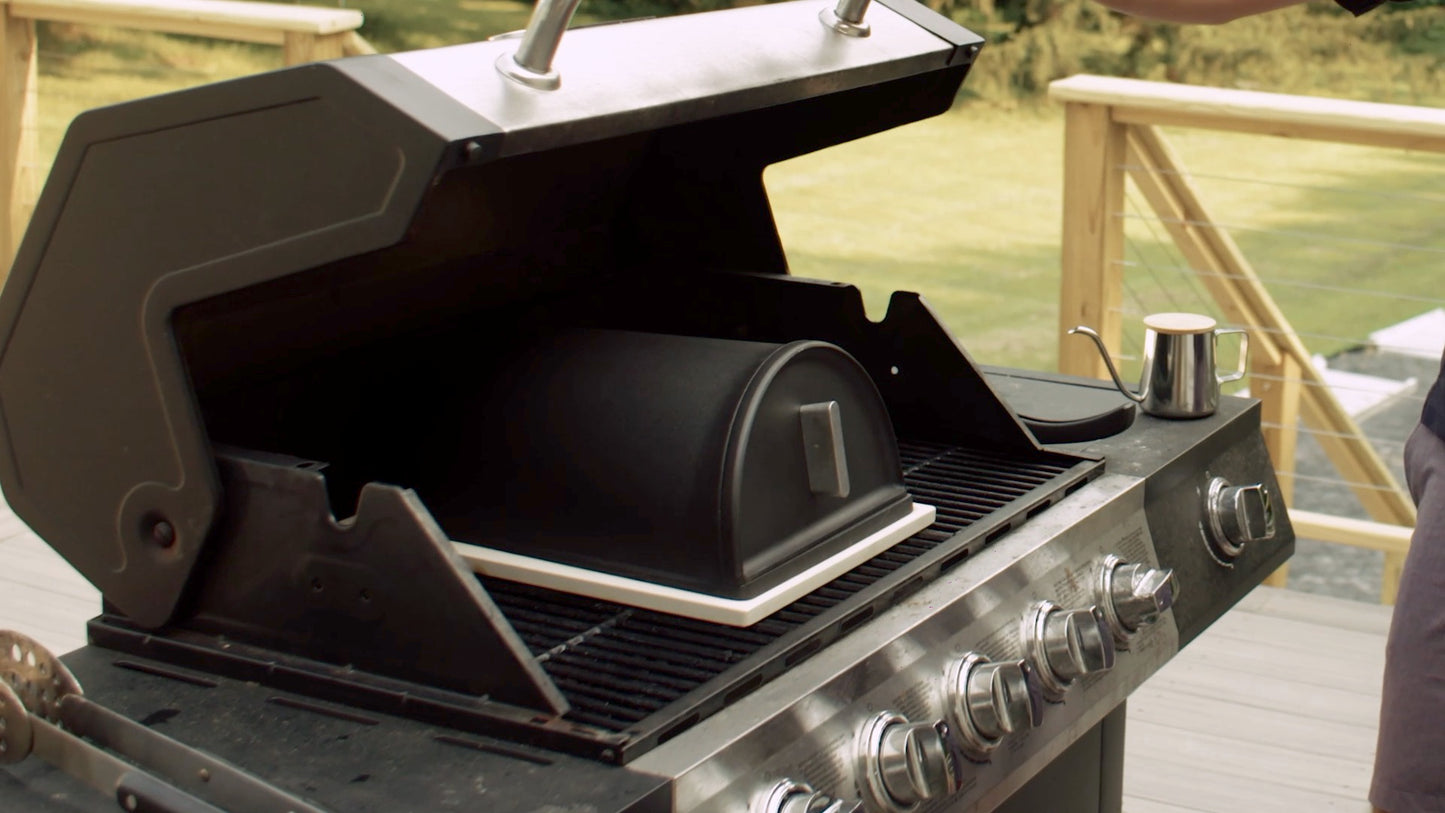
xmin=930 ymin=516 xmax=987 ymax=534
xmin=552 ymin=685 xmax=659 ymax=721
xmin=544 ymin=659 xmax=702 ymax=695
xmin=752 ymin=618 xmax=800 ymax=636
xmin=833 ymin=573 xmax=878 ymax=591
xmin=552 ymin=680 xmax=678 ymax=714
xmin=488 ymin=581 xmax=627 ymax=616
xmin=498 ymin=604 xmax=609 ymax=631
xmin=909 ymin=465 xmax=1053 ymax=492
xmin=811 ymin=586 xmax=856 ymax=603
xmin=791 ymin=595 xmax=838 ymax=613
xmin=914 ymin=461 xmax=1068 ymax=488
xmin=915 ymin=480 xmax=1049 ymax=504
xmin=564 ymin=707 xmax=653 ymax=730
xmin=852 ymin=563 xmax=895 ymax=579
xmin=904 ymin=446 xmax=1069 ymax=478
xmin=923 ymin=510 xmax=993 ymax=530
xmin=496 ymin=605 xmax=621 ymax=637
xmin=546 ymin=647 xmax=717 ymax=684
xmin=506 ymin=620 xmax=593 ymax=654
xmin=625 ymin=613 xmax=776 ymax=648
xmin=593 ymin=629 xmax=761 ymax=669
xmin=910 ymin=489 xmax=1006 ymax=514
xmin=617 ymin=621 xmax=772 ymax=658
xmin=909 ymin=468 xmax=1045 ymax=492
xmin=548 ymin=667 xmax=686 ymax=706
xmin=877 ymin=548 xmax=922 ymax=565
xmin=559 ymin=639 xmax=736 ymax=682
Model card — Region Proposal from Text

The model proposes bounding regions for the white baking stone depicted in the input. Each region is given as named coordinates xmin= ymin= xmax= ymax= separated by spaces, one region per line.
xmin=454 ymin=501 xmax=937 ymax=627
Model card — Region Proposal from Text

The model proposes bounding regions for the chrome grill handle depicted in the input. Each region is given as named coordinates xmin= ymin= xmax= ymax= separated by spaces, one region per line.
xmin=821 ymin=0 xmax=873 ymax=37
xmin=496 ymin=0 xmax=583 ymax=90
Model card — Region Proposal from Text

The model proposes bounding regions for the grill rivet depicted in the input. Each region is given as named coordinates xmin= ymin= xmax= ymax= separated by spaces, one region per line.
xmin=150 ymin=519 xmax=176 ymax=549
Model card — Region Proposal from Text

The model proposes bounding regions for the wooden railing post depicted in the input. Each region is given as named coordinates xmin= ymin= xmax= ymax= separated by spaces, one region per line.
xmin=1058 ymin=101 xmax=1127 ymax=379
xmin=1254 ymin=353 xmax=1301 ymax=587
xmin=0 ymin=2 xmax=38 ymax=273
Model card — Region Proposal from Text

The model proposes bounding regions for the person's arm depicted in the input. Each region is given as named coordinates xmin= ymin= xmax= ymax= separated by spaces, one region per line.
xmin=1090 ymin=0 xmax=1306 ymax=23
xmin=1094 ymin=0 xmax=1394 ymax=23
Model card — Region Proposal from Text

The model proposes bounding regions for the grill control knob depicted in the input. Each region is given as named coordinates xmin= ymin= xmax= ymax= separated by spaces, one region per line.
xmin=1205 ymin=476 xmax=1275 ymax=561
xmin=1024 ymin=601 xmax=1116 ymax=701
xmin=943 ymin=653 xmax=1042 ymax=760
xmin=1096 ymin=555 xmax=1176 ymax=648
xmin=752 ymin=780 xmax=862 ymax=813
xmin=857 ymin=712 xmax=960 ymax=811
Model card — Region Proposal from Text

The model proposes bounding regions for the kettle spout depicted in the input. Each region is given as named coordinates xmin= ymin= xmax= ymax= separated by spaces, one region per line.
xmin=1068 ymin=326 xmax=1146 ymax=404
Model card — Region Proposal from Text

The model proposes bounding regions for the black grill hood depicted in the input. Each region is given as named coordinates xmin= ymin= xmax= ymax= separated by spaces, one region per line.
xmin=0 ymin=0 xmax=1005 ymax=638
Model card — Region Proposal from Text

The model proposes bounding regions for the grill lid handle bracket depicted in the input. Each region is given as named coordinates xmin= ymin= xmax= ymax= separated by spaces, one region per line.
xmin=821 ymin=0 xmax=873 ymax=37
xmin=498 ymin=0 xmax=880 ymax=91
xmin=496 ymin=0 xmax=582 ymax=90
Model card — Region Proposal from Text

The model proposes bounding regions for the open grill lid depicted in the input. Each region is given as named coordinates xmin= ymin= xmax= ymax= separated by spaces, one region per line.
xmin=0 ymin=0 xmax=1000 ymax=714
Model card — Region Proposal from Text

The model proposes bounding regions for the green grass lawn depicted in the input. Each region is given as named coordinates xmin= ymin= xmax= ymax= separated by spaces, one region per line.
xmin=768 ymin=107 xmax=1445 ymax=372
xmin=28 ymin=2 xmax=1445 ymax=377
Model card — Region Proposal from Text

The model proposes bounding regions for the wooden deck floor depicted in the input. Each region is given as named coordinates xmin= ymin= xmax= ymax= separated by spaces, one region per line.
xmin=0 ymin=505 xmax=1390 ymax=812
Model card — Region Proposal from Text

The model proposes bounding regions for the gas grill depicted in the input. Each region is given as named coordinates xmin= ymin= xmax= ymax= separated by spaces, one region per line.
xmin=0 ymin=0 xmax=1292 ymax=810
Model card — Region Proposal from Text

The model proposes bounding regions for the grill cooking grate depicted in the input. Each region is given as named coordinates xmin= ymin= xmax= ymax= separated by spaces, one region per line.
xmin=483 ymin=439 xmax=1095 ymax=744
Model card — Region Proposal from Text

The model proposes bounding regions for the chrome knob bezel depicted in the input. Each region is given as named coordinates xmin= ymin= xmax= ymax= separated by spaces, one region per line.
xmin=1204 ymin=477 xmax=1275 ymax=563
xmin=753 ymin=780 xmax=816 ymax=813
xmin=943 ymin=652 xmax=1038 ymax=760
xmin=855 ymin=711 xmax=958 ymax=812
xmin=1096 ymin=554 xmax=1176 ymax=648
xmin=1024 ymin=601 xmax=1116 ymax=701
xmin=752 ymin=779 xmax=858 ymax=813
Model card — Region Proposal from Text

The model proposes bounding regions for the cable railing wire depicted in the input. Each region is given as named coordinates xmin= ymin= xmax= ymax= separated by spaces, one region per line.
xmin=1118 ymin=161 xmax=1445 ymax=208
xmin=1119 ymin=210 xmax=1445 ymax=260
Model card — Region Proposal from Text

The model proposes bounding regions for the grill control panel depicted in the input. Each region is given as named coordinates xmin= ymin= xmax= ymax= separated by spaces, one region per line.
xmin=633 ymin=472 xmax=1192 ymax=812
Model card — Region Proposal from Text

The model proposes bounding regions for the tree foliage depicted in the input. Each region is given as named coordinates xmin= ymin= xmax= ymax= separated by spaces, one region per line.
xmin=940 ymin=0 xmax=1445 ymax=104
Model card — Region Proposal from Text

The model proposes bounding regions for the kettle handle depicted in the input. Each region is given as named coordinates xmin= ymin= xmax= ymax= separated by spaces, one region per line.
xmin=1214 ymin=328 xmax=1250 ymax=384
xmin=1067 ymin=326 xmax=1147 ymax=405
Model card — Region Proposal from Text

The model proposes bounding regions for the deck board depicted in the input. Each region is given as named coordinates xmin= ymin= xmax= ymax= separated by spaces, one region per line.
xmin=1125 ymin=587 xmax=1389 ymax=813
xmin=0 ymin=499 xmax=1390 ymax=812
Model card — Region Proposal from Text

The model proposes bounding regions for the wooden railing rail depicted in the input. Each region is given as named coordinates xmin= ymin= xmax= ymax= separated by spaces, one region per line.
xmin=0 ymin=0 xmax=372 ymax=267
xmin=1050 ymin=74 xmax=1445 ymax=603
